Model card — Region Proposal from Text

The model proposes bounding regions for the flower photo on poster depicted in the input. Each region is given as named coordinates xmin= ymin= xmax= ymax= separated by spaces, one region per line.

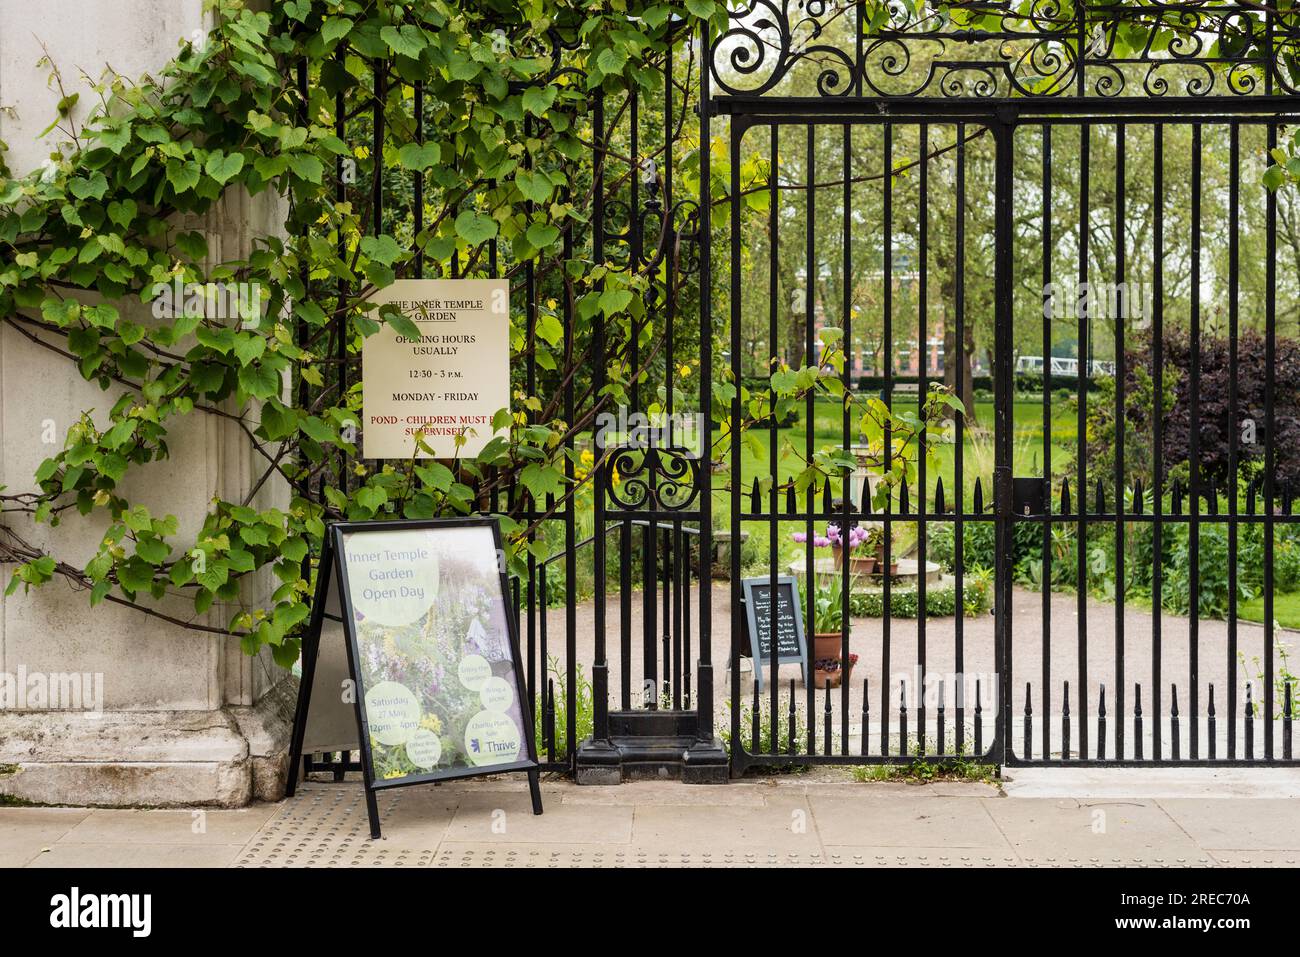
xmin=340 ymin=524 xmax=527 ymax=784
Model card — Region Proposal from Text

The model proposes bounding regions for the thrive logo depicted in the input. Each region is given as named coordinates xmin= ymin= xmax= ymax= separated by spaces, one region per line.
xmin=49 ymin=887 xmax=151 ymax=937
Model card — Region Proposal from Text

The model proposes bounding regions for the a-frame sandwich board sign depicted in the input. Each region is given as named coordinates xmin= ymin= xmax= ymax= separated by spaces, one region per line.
xmin=287 ymin=517 xmax=543 ymax=838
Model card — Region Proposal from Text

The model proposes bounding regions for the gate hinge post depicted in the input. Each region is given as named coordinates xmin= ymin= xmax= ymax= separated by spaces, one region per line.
xmin=993 ymin=465 xmax=1014 ymax=518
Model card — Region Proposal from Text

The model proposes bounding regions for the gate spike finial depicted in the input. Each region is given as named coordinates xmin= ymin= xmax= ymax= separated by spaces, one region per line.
xmin=1060 ymin=478 xmax=1071 ymax=515
xmin=934 ymin=476 xmax=946 ymax=515
xmin=1134 ymin=682 xmax=1145 ymax=760
xmin=1097 ymin=683 xmax=1107 ymax=760
xmin=1245 ymin=682 xmax=1256 ymax=759
xmin=973 ymin=477 xmax=984 ymax=514
xmin=1062 ymin=680 xmax=1071 ymax=760
xmin=1206 ymin=682 xmax=1215 ymax=759
xmin=860 ymin=678 xmax=870 ymax=757
xmin=1171 ymin=682 xmax=1181 ymax=759
xmin=1285 ymin=682 xmax=1293 ymax=761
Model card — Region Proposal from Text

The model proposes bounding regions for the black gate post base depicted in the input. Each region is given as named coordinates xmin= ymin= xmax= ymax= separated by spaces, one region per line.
xmin=680 ymin=739 xmax=729 ymax=784
xmin=573 ymin=710 xmax=728 ymax=783
xmin=573 ymin=736 xmax=622 ymax=785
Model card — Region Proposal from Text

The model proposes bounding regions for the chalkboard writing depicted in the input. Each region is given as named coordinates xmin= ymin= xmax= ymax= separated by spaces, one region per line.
xmin=740 ymin=576 xmax=808 ymax=691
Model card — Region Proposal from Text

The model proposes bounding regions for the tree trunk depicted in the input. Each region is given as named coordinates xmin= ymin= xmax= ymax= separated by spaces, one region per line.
xmin=941 ymin=312 xmax=978 ymax=427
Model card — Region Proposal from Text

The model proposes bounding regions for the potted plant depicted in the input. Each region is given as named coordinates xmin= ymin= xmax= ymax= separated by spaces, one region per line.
xmin=808 ymin=573 xmax=856 ymax=688
xmin=827 ymin=522 xmax=878 ymax=574
xmin=861 ymin=524 xmax=897 ymax=576
xmin=794 ymin=522 xmax=894 ymax=576
xmin=813 ymin=653 xmax=859 ymax=689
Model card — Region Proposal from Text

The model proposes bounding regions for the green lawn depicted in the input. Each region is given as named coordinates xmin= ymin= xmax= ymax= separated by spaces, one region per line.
xmin=1239 ymin=591 xmax=1300 ymax=630
xmin=722 ymin=395 xmax=1078 ymax=511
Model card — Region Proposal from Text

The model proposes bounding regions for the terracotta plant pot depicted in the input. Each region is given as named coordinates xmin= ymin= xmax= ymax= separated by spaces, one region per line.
xmin=813 ymin=653 xmax=857 ymax=689
xmin=813 ymin=632 xmax=843 ymax=662
xmin=832 ymin=545 xmax=877 ymax=575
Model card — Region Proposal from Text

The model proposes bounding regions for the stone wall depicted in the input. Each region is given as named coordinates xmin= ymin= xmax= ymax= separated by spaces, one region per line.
xmin=0 ymin=0 xmax=294 ymax=806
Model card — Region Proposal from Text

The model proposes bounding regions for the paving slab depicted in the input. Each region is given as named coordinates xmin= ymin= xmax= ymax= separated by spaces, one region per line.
xmin=777 ymin=780 xmax=1000 ymax=799
xmin=631 ymin=798 xmax=818 ymax=854
xmin=444 ymin=790 xmax=633 ymax=845
xmin=1003 ymin=767 xmax=1300 ymax=799
xmin=27 ymin=843 xmax=246 ymax=868
xmin=1157 ymin=798 xmax=1300 ymax=851
xmin=810 ymin=794 xmax=1009 ymax=849
xmin=58 ymin=806 xmax=278 ymax=846
xmin=0 ymin=807 xmax=92 ymax=867
xmin=980 ymin=797 xmax=1201 ymax=859
xmin=559 ymin=780 xmax=767 ymax=807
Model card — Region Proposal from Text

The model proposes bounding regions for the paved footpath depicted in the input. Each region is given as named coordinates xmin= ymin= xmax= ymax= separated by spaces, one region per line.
xmin=3 ymin=769 xmax=1299 ymax=868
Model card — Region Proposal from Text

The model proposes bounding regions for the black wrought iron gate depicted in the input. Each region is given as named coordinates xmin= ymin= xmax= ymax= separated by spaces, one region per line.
xmin=714 ymin=93 xmax=1300 ymax=772
xmin=299 ymin=4 xmax=1300 ymax=782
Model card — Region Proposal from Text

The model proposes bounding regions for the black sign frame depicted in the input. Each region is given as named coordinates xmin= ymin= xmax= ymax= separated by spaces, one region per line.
xmin=740 ymin=575 xmax=809 ymax=691
xmin=287 ymin=517 xmax=542 ymax=838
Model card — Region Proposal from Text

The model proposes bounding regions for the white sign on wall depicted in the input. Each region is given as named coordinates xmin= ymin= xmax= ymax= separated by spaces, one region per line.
xmin=361 ymin=278 xmax=509 ymax=459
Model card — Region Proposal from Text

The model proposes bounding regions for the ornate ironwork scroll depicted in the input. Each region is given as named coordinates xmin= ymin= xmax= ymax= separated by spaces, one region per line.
xmin=709 ymin=1 xmax=1300 ymax=99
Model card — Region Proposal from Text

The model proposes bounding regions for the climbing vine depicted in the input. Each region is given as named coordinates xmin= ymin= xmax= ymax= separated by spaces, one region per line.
xmin=0 ymin=0 xmax=739 ymax=664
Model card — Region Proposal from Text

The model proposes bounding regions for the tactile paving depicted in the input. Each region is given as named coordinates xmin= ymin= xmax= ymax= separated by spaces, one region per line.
xmin=236 ymin=785 xmax=437 ymax=868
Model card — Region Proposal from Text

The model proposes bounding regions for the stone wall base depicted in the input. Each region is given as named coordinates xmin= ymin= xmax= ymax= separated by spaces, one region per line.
xmin=0 ymin=677 xmax=297 ymax=808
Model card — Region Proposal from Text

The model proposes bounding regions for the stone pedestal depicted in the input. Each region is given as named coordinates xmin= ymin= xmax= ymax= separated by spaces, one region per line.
xmin=0 ymin=1 xmax=293 ymax=807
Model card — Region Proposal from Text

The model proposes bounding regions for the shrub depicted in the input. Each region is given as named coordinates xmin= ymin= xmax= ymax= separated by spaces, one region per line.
xmin=1278 ymin=539 xmax=1300 ymax=593
xmin=928 ymin=521 xmax=997 ymax=573
xmin=847 ymin=574 xmax=991 ymax=618
xmin=1087 ymin=329 xmax=1300 ymax=498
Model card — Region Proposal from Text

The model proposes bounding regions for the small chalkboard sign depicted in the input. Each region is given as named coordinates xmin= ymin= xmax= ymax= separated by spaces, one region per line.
xmin=286 ymin=517 xmax=542 ymax=838
xmin=740 ymin=576 xmax=808 ymax=691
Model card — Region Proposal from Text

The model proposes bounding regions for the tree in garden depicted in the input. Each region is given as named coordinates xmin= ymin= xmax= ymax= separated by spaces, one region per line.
xmin=1088 ymin=329 xmax=1300 ymax=498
